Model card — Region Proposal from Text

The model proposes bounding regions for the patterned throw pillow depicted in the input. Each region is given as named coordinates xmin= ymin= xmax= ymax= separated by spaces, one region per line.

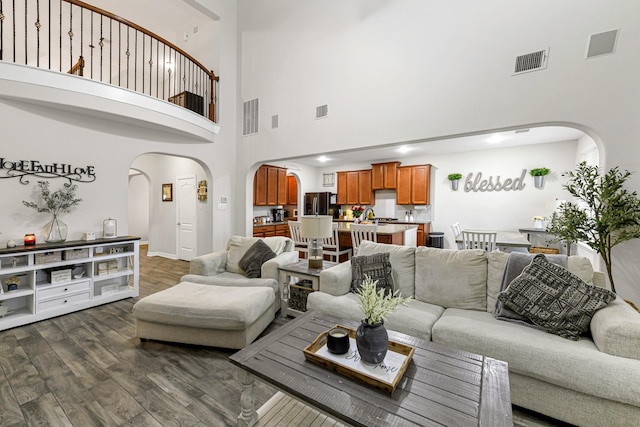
xmin=350 ymin=252 xmax=394 ymax=295
xmin=498 ymin=254 xmax=616 ymax=340
xmin=238 ymin=240 xmax=276 ymax=278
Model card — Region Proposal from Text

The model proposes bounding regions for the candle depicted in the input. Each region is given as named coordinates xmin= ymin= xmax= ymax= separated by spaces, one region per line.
xmin=24 ymin=234 xmax=36 ymax=246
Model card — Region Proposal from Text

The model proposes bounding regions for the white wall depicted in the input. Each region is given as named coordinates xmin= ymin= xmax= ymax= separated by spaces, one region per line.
xmin=128 ymin=173 xmax=150 ymax=242
xmin=237 ymin=0 xmax=640 ymax=301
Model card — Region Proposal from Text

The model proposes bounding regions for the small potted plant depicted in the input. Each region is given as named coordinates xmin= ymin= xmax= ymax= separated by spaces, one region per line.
xmin=447 ymin=173 xmax=462 ymax=191
xmin=530 ymin=168 xmax=550 ymax=188
xmin=355 ymin=275 xmax=411 ymax=364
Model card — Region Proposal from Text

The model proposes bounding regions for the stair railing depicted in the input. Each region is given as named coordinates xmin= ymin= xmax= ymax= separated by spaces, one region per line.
xmin=0 ymin=0 xmax=219 ymax=122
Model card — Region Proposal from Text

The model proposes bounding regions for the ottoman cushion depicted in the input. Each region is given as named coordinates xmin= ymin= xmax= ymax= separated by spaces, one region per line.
xmin=133 ymin=282 xmax=275 ymax=330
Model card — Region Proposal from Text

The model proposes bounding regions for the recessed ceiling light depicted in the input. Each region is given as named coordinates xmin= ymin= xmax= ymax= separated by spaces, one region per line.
xmin=396 ymin=145 xmax=411 ymax=154
xmin=317 ymin=156 xmax=329 ymax=162
xmin=486 ymin=134 xmax=507 ymax=144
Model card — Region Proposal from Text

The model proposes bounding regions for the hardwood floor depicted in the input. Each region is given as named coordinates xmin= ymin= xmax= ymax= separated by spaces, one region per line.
xmin=0 ymin=245 xmax=280 ymax=426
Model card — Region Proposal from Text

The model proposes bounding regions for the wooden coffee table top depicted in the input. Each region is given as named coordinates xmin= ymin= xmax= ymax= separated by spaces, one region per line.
xmin=230 ymin=311 xmax=512 ymax=427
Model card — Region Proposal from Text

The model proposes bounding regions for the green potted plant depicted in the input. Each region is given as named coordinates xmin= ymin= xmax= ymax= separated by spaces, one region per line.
xmin=547 ymin=162 xmax=640 ymax=293
xmin=23 ymin=180 xmax=82 ymax=243
xmin=355 ymin=275 xmax=411 ymax=364
xmin=530 ymin=167 xmax=550 ymax=188
xmin=447 ymin=173 xmax=463 ymax=191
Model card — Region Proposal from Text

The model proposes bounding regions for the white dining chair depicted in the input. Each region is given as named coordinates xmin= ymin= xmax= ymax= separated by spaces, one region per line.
xmin=461 ymin=230 xmax=497 ymax=252
xmin=451 ymin=222 xmax=463 ymax=249
xmin=323 ymin=223 xmax=352 ymax=262
xmin=288 ymin=220 xmax=308 ymax=258
xmin=350 ymin=224 xmax=378 ymax=255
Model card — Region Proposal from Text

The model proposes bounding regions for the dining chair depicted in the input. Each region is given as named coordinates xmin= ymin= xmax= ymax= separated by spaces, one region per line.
xmin=287 ymin=220 xmax=308 ymax=258
xmin=451 ymin=222 xmax=463 ymax=249
xmin=461 ymin=230 xmax=497 ymax=252
xmin=350 ymin=223 xmax=378 ymax=255
xmin=323 ymin=223 xmax=352 ymax=262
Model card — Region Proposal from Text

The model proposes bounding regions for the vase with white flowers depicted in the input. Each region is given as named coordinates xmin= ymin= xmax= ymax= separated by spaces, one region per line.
xmin=23 ymin=180 xmax=82 ymax=243
xmin=355 ymin=275 xmax=411 ymax=364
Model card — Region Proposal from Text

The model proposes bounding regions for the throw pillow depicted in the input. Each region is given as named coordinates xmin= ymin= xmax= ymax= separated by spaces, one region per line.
xmin=239 ymin=240 xmax=276 ymax=278
xmin=350 ymin=252 xmax=393 ymax=295
xmin=493 ymin=252 xmax=567 ymax=328
xmin=498 ymin=254 xmax=616 ymax=340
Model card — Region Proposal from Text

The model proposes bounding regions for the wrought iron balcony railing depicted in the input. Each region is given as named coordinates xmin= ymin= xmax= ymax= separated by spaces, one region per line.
xmin=0 ymin=0 xmax=218 ymax=121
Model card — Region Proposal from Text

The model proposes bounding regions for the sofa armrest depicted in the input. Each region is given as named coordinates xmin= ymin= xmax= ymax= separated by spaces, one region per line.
xmin=319 ymin=261 xmax=352 ymax=296
xmin=189 ymin=251 xmax=227 ymax=276
xmin=261 ymin=251 xmax=299 ymax=281
xmin=591 ymin=296 xmax=640 ymax=360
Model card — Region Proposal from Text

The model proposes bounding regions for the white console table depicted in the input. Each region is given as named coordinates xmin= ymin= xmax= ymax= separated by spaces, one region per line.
xmin=0 ymin=236 xmax=140 ymax=331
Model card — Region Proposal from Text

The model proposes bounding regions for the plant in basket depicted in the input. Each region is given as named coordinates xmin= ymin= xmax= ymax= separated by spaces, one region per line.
xmin=355 ymin=275 xmax=411 ymax=364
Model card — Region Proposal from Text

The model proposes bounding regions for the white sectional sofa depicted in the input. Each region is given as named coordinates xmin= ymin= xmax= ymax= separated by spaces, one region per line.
xmin=307 ymin=240 xmax=640 ymax=427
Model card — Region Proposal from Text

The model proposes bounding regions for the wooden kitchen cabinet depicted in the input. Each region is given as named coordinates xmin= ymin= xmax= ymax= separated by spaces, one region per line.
xmin=253 ymin=164 xmax=288 ymax=206
xmin=371 ymin=161 xmax=400 ymax=190
xmin=396 ymin=164 xmax=431 ymax=205
xmin=277 ymin=168 xmax=287 ymax=205
xmin=358 ymin=169 xmax=375 ymax=205
xmin=336 ymin=172 xmax=347 ymax=205
xmin=286 ymin=175 xmax=298 ymax=205
xmin=337 ymin=170 xmax=375 ymax=206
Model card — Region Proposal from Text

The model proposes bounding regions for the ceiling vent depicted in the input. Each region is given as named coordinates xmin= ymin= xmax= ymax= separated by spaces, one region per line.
xmin=271 ymin=114 xmax=279 ymax=129
xmin=242 ymin=98 xmax=259 ymax=136
xmin=586 ymin=29 xmax=618 ymax=58
xmin=316 ymin=104 xmax=328 ymax=119
xmin=513 ymin=48 xmax=549 ymax=75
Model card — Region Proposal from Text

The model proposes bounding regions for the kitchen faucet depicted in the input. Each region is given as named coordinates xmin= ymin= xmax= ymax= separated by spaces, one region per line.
xmin=363 ymin=207 xmax=375 ymax=221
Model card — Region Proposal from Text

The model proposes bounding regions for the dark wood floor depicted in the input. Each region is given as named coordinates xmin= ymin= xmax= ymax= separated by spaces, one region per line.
xmin=0 ymin=245 xmax=283 ymax=426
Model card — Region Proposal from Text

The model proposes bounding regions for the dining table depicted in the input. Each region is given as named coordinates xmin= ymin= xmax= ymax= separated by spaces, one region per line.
xmin=456 ymin=230 xmax=531 ymax=250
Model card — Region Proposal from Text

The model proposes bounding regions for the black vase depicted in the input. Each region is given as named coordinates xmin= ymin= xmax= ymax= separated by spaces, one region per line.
xmin=356 ymin=320 xmax=388 ymax=364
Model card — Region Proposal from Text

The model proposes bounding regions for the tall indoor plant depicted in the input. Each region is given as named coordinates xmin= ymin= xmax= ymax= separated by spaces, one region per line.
xmin=547 ymin=162 xmax=640 ymax=293
xmin=355 ymin=275 xmax=411 ymax=364
xmin=23 ymin=180 xmax=82 ymax=243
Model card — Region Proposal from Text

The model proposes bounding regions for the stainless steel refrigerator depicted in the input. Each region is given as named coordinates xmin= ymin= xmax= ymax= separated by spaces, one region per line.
xmin=304 ymin=192 xmax=335 ymax=216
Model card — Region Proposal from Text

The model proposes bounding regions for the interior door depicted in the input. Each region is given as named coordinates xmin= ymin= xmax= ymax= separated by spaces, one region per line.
xmin=177 ymin=176 xmax=197 ymax=260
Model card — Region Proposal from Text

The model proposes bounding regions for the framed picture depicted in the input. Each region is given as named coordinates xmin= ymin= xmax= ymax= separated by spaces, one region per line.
xmin=323 ymin=173 xmax=335 ymax=187
xmin=162 ymin=183 xmax=173 ymax=202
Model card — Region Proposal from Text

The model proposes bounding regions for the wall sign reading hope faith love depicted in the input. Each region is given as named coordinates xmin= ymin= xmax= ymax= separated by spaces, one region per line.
xmin=464 ymin=169 xmax=527 ymax=192
xmin=0 ymin=157 xmax=96 ymax=185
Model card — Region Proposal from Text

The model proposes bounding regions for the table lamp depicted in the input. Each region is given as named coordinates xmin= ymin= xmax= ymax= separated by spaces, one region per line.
xmin=300 ymin=215 xmax=333 ymax=269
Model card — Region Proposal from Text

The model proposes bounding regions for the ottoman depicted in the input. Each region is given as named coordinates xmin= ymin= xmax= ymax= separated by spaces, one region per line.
xmin=132 ymin=282 xmax=276 ymax=349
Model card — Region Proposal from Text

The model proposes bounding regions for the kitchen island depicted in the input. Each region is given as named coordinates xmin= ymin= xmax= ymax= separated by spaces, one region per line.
xmin=335 ymin=221 xmax=418 ymax=249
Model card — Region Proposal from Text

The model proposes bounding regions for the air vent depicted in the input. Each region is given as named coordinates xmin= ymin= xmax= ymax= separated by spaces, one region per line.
xmin=316 ymin=104 xmax=328 ymax=119
xmin=271 ymin=114 xmax=279 ymax=129
xmin=242 ymin=98 xmax=259 ymax=136
xmin=587 ymin=29 xmax=618 ymax=58
xmin=513 ymin=48 xmax=549 ymax=75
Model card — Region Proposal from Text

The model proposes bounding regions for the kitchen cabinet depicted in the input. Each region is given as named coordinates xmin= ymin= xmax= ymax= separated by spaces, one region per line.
xmin=396 ymin=164 xmax=431 ymax=205
xmin=286 ymin=175 xmax=298 ymax=205
xmin=371 ymin=161 xmax=400 ymax=190
xmin=277 ymin=168 xmax=287 ymax=206
xmin=253 ymin=164 xmax=287 ymax=206
xmin=337 ymin=170 xmax=375 ymax=206
xmin=253 ymin=224 xmax=289 ymax=238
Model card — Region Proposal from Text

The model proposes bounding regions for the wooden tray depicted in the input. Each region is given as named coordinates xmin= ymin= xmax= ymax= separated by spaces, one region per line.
xmin=303 ymin=324 xmax=414 ymax=394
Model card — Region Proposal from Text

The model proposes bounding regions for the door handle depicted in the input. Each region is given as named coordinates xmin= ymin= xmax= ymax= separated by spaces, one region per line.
xmin=177 ymin=222 xmax=181 ymax=226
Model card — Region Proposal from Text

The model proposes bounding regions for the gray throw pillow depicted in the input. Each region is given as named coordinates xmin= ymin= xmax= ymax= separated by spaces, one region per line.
xmin=239 ymin=240 xmax=276 ymax=278
xmin=350 ymin=252 xmax=393 ymax=295
xmin=498 ymin=254 xmax=616 ymax=340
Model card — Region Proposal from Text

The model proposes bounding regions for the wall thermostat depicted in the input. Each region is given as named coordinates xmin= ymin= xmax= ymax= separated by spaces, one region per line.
xmin=83 ymin=232 xmax=96 ymax=241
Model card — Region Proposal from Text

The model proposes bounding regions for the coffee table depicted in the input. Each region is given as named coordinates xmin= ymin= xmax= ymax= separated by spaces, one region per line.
xmin=230 ymin=311 xmax=512 ymax=427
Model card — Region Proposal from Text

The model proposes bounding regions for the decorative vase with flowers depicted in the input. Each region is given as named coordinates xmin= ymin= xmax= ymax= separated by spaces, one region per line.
xmin=351 ymin=205 xmax=364 ymax=223
xmin=23 ymin=180 xmax=82 ymax=243
xmin=355 ymin=275 xmax=411 ymax=364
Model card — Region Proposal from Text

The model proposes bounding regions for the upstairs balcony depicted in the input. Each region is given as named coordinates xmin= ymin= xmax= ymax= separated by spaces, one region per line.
xmin=0 ymin=0 xmax=220 ymax=142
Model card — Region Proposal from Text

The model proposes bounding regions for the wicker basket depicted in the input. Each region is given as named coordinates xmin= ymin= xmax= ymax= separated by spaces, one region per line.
xmin=529 ymin=247 xmax=560 ymax=254
xmin=289 ymin=280 xmax=314 ymax=312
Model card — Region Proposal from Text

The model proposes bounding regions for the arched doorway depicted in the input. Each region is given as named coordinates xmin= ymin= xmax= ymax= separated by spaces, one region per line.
xmin=129 ymin=153 xmax=213 ymax=260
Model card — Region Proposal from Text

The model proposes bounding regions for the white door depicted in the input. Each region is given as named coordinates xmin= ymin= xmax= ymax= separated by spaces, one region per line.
xmin=177 ymin=176 xmax=197 ymax=260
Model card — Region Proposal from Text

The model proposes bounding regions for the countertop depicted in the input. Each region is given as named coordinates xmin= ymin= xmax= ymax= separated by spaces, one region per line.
xmin=334 ymin=222 xmax=418 ymax=235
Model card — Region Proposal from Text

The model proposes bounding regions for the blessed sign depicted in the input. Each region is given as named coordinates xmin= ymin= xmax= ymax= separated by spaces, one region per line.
xmin=0 ymin=157 xmax=96 ymax=185
xmin=464 ymin=169 xmax=527 ymax=192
